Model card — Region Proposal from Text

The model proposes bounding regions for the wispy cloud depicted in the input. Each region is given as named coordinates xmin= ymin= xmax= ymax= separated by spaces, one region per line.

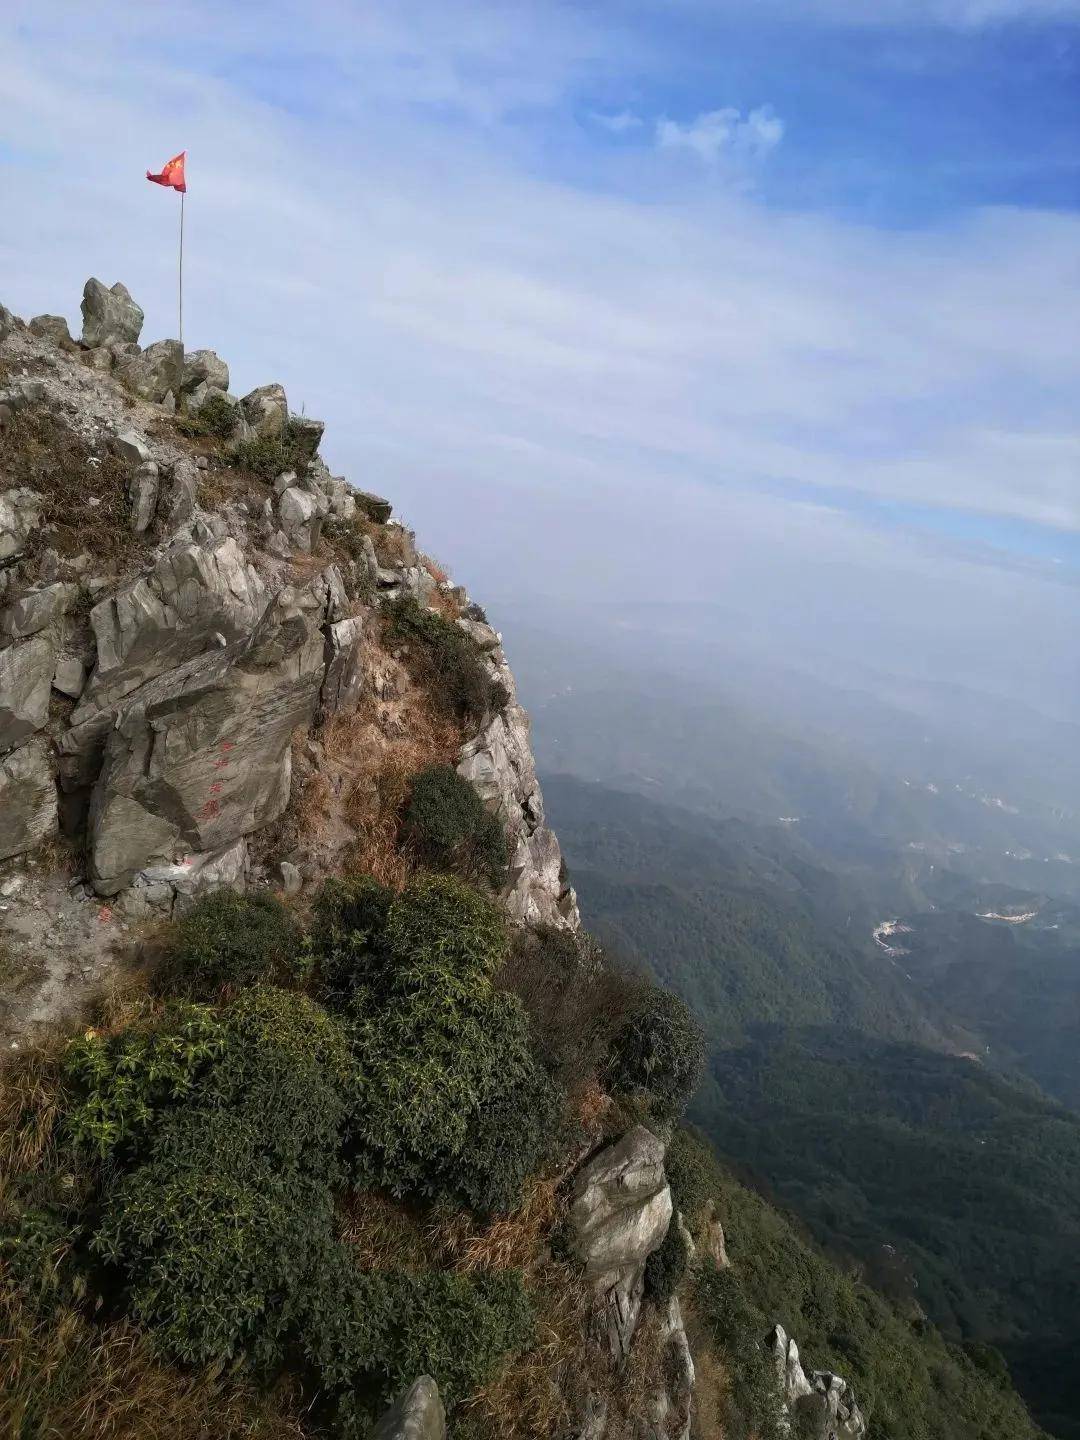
xmin=655 ymin=106 xmax=784 ymax=164
xmin=590 ymin=109 xmax=644 ymax=134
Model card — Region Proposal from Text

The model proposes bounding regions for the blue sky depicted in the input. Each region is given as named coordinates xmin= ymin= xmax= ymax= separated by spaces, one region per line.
xmin=1 ymin=0 xmax=1078 ymax=713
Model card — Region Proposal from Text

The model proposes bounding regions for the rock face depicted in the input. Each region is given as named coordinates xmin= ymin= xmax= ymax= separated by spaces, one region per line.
xmin=0 ymin=277 xmax=581 ymax=981
xmin=570 ymin=1126 xmax=673 ymax=1364
xmin=641 ymin=1297 xmax=695 ymax=1440
xmin=370 ymin=1377 xmax=446 ymax=1440
xmin=80 ymin=278 xmax=144 ymax=348
xmin=0 ymin=740 xmax=57 ymax=862
xmin=770 ymin=1325 xmax=867 ymax=1440
xmin=459 ymin=640 xmax=579 ymax=931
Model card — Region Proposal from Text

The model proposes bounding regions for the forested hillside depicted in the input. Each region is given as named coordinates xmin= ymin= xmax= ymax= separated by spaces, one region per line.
xmin=545 ymin=773 xmax=1080 ymax=1439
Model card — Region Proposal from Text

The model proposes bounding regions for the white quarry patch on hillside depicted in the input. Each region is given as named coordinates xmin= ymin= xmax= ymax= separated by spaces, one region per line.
xmin=873 ymin=918 xmax=912 ymax=957
xmin=977 ymin=908 xmax=1038 ymax=924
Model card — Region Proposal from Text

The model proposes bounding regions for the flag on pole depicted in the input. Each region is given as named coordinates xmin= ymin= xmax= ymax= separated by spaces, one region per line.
xmin=146 ymin=152 xmax=187 ymax=192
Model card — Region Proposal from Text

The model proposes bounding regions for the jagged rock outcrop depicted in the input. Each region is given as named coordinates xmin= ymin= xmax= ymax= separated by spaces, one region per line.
xmin=370 ymin=1377 xmax=446 ymax=1440
xmin=459 ymin=637 xmax=580 ymax=931
xmin=640 ymin=1296 xmax=695 ymax=1440
xmin=0 ymin=739 xmax=57 ymax=861
xmin=80 ymin=278 xmax=144 ymax=349
xmin=770 ymin=1324 xmax=867 ymax=1440
xmin=570 ymin=1126 xmax=673 ymax=1364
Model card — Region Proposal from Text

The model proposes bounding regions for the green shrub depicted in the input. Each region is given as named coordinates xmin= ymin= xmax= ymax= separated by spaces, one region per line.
xmin=161 ymin=891 xmax=302 ymax=998
xmin=380 ymin=873 xmax=508 ymax=998
xmin=665 ymin=1125 xmax=725 ymax=1227
xmin=310 ymin=875 xmax=394 ymax=1006
xmin=402 ymin=764 xmax=508 ymax=886
xmin=383 ymin=596 xmax=498 ymax=726
xmin=93 ymin=1108 xmax=339 ymax=1369
xmin=306 ymin=1262 xmax=534 ymax=1424
xmin=606 ymin=985 xmax=705 ymax=1119
xmin=175 ymin=393 xmax=237 ymax=441
xmin=0 ymin=1208 xmax=81 ymax=1315
xmin=694 ymin=1260 xmax=785 ymax=1440
xmin=231 ymin=419 xmax=316 ymax=482
xmin=202 ymin=987 xmax=353 ymax=1175
xmin=63 ymin=1003 xmax=223 ymax=1161
xmin=644 ymin=1218 xmax=688 ymax=1303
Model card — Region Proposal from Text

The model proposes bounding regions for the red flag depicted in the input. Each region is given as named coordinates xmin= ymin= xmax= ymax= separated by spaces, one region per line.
xmin=146 ymin=152 xmax=187 ymax=193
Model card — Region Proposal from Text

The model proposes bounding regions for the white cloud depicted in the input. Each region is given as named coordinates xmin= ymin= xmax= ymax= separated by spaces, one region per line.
xmin=0 ymin=0 xmax=1077 ymax=721
xmin=591 ymin=110 xmax=644 ymax=134
xmin=655 ymin=106 xmax=784 ymax=164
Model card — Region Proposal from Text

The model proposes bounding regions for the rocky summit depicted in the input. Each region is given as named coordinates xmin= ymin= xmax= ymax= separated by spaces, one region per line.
xmin=1 ymin=280 xmax=891 ymax=1440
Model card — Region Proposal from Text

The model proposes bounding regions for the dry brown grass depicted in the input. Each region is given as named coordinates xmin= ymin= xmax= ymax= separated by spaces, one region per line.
xmin=336 ymin=1191 xmax=433 ymax=1272
xmin=0 ymin=1285 xmax=305 ymax=1440
xmin=0 ymin=1028 xmax=68 ymax=1180
xmin=0 ymin=408 xmax=144 ymax=569
xmin=431 ymin=1178 xmax=561 ymax=1277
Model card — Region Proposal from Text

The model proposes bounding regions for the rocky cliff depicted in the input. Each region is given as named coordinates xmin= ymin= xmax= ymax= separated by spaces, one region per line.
xmin=0 ymin=282 xmax=869 ymax=1440
xmin=0 ymin=279 xmax=577 ymax=1036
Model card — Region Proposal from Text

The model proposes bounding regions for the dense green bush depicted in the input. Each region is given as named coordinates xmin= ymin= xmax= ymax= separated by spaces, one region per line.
xmin=203 ymin=987 xmax=353 ymax=1175
xmin=380 ymin=872 xmax=508 ymax=998
xmin=175 ymin=392 xmax=237 ymax=441
xmin=402 ymin=764 xmax=508 ymax=886
xmin=644 ymin=1217 xmax=688 ymax=1303
xmin=606 ymin=986 xmax=705 ymax=1119
xmin=310 ymin=875 xmax=394 ymax=1005
xmin=665 ymin=1125 xmax=725 ymax=1228
xmin=161 ymin=892 xmax=302 ymax=998
xmin=694 ymin=1260 xmax=785 ymax=1440
xmin=93 ymin=1108 xmax=338 ymax=1369
xmin=63 ymin=1003 xmax=223 ymax=1160
xmin=307 ymin=1263 xmax=534 ymax=1426
xmin=232 ymin=419 xmax=318 ymax=482
xmin=383 ymin=596 xmax=499 ymax=726
xmin=0 ymin=1208 xmax=81 ymax=1316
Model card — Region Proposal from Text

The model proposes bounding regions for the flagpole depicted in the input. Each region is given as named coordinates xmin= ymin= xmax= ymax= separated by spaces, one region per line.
xmin=178 ymin=191 xmax=185 ymax=347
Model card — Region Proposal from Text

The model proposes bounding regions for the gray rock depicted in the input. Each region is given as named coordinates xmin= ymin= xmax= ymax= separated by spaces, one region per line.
xmin=53 ymin=654 xmax=87 ymax=700
xmin=370 ymin=1377 xmax=446 ymax=1440
xmin=29 ymin=314 xmax=73 ymax=346
xmin=459 ymin=690 xmax=580 ymax=931
xmin=82 ymin=346 xmax=114 ymax=373
xmin=321 ymin=615 xmax=366 ymax=717
xmin=2 ymin=582 xmax=78 ymax=639
xmin=0 ymin=302 xmax=18 ymax=343
xmin=0 ymin=632 xmax=58 ymax=753
xmin=128 ymin=462 xmax=160 ymax=534
xmin=117 ymin=338 xmax=184 ymax=404
xmin=570 ymin=1126 xmax=673 ymax=1363
xmin=182 ymin=349 xmax=229 ymax=395
xmin=289 ymin=414 xmax=324 ymax=459
xmin=0 ymin=489 xmax=43 ymax=564
xmin=278 ymin=486 xmax=322 ymax=553
xmin=87 ymin=606 xmax=325 ymax=895
xmin=241 ymin=383 xmax=288 ymax=440
xmin=277 ymin=859 xmax=302 ymax=895
xmin=356 ymin=490 xmax=393 ymax=523
xmin=0 ymin=739 xmax=57 ymax=861
xmin=112 ymin=429 xmax=152 ymax=466
xmin=640 ymin=1297 xmax=694 ymax=1440
xmin=76 ymin=537 xmax=269 ymax=718
xmin=80 ymin=279 xmax=144 ymax=348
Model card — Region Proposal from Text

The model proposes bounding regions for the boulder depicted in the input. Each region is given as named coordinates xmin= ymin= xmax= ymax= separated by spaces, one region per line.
xmin=1 ymin=582 xmax=79 ymax=639
xmin=80 ymin=278 xmax=143 ymax=348
xmin=570 ymin=1127 xmax=673 ymax=1363
xmin=0 ymin=489 xmax=43 ymax=564
xmin=116 ymin=339 xmax=184 ymax=404
xmin=289 ymin=414 xmax=324 ymax=459
xmin=181 ymin=349 xmax=229 ymax=395
xmin=356 ymin=490 xmax=393 ymax=523
xmin=112 ymin=428 xmax=152 ymax=466
xmin=0 ymin=302 xmax=18 ymax=343
xmin=241 ymin=383 xmax=288 ymax=440
xmin=127 ymin=462 xmax=160 ymax=534
xmin=370 ymin=1377 xmax=446 ymax=1440
xmin=82 ymin=346 xmax=114 ymax=373
xmin=76 ymin=537 xmax=269 ymax=718
xmin=29 ymin=314 xmax=73 ymax=346
xmin=321 ymin=615 xmax=366 ymax=717
xmin=0 ymin=739 xmax=57 ymax=861
xmin=53 ymin=654 xmax=87 ymax=700
xmin=278 ymin=485 xmax=323 ymax=553
xmin=0 ymin=633 xmax=59 ymax=753
xmin=87 ymin=606 xmax=326 ymax=895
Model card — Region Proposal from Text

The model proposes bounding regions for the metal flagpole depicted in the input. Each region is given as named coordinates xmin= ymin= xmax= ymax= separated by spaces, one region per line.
xmin=178 ymin=191 xmax=185 ymax=346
